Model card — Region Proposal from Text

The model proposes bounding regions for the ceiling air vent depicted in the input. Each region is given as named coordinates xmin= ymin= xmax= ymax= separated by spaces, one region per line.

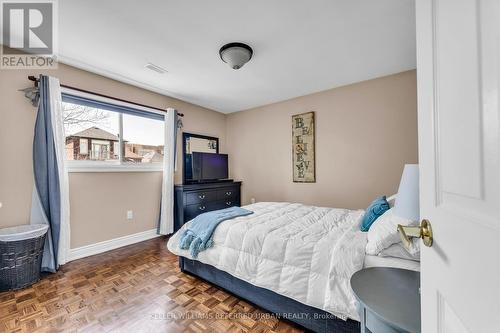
xmin=144 ymin=62 xmax=167 ymax=74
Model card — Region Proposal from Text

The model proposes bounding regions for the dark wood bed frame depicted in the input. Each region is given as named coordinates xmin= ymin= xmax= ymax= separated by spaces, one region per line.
xmin=179 ymin=257 xmax=360 ymax=333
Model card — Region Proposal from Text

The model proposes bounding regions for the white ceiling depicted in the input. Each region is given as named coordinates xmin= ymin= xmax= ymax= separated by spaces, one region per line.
xmin=59 ymin=0 xmax=416 ymax=113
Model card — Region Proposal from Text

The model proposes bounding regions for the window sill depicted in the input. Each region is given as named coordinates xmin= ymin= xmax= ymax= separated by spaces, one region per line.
xmin=66 ymin=162 xmax=163 ymax=173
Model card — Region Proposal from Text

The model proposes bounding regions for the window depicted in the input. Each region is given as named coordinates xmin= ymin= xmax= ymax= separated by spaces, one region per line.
xmin=113 ymin=142 xmax=120 ymax=158
xmin=79 ymin=138 xmax=88 ymax=155
xmin=62 ymin=88 xmax=165 ymax=171
xmin=90 ymin=140 xmax=110 ymax=160
xmin=122 ymin=113 xmax=164 ymax=164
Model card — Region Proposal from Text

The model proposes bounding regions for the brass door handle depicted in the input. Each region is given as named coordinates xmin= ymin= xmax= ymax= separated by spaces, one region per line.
xmin=397 ymin=219 xmax=433 ymax=249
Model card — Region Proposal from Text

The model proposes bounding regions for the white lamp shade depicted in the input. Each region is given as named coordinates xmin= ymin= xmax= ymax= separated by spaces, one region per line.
xmin=394 ymin=164 xmax=420 ymax=221
xmin=221 ymin=47 xmax=251 ymax=69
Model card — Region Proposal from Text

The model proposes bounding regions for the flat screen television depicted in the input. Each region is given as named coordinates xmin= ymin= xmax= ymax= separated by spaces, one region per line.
xmin=191 ymin=152 xmax=228 ymax=182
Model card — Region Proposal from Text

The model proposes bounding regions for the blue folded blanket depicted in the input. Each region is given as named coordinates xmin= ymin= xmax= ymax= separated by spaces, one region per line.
xmin=179 ymin=206 xmax=253 ymax=258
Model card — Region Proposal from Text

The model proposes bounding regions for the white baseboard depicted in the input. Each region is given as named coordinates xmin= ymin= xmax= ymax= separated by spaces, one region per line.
xmin=68 ymin=228 xmax=161 ymax=262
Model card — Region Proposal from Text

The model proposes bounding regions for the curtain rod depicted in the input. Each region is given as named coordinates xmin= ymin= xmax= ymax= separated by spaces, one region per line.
xmin=27 ymin=75 xmax=184 ymax=117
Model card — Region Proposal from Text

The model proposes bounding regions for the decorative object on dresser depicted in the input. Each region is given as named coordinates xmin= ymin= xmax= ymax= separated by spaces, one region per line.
xmin=174 ymin=181 xmax=242 ymax=232
xmin=292 ymin=111 xmax=315 ymax=182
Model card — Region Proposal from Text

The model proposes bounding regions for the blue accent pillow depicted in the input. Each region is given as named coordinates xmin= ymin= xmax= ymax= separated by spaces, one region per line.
xmin=360 ymin=196 xmax=390 ymax=232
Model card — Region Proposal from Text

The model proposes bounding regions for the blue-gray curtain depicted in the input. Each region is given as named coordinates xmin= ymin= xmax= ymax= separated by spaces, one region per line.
xmin=30 ymin=75 xmax=69 ymax=272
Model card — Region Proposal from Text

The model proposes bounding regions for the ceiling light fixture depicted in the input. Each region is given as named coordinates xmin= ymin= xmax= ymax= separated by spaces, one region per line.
xmin=219 ymin=42 xmax=253 ymax=70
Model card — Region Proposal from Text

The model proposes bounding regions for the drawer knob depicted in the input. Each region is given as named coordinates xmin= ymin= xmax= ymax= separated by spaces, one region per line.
xmin=226 ymin=191 xmax=232 ymax=196
xmin=226 ymin=201 xmax=232 ymax=206
xmin=199 ymin=194 xmax=206 ymax=199
xmin=199 ymin=206 xmax=206 ymax=211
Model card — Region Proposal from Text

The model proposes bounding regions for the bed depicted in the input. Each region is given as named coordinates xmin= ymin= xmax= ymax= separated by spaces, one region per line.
xmin=167 ymin=201 xmax=419 ymax=332
xmin=363 ymin=254 xmax=420 ymax=272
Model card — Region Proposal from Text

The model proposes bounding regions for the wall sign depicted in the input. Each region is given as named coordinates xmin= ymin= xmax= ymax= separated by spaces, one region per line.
xmin=292 ymin=111 xmax=315 ymax=183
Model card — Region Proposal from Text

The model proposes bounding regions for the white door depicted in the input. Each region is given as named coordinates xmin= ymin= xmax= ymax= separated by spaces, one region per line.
xmin=416 ymin=0 xmax=500 ymax=332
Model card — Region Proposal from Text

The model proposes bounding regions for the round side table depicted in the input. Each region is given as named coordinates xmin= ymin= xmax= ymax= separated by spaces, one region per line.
xmin=351 ymin=267 xmax=421 ymax=333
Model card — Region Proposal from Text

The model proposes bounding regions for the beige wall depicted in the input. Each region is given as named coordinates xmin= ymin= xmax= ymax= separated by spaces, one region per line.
xmin=0 ymin=66 xmax=417 ymax=248
xmin=226 ymin=70 xmax=418 ymax=209
xmin=0 ymin=63 xmax=225 ymax=248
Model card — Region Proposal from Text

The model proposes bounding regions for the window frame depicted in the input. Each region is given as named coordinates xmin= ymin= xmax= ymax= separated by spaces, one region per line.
xmin=62 ymin=87 xmax=166 ymax=173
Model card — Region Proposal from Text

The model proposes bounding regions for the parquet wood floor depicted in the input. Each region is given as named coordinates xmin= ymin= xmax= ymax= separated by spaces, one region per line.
xmin=0 ymin=237 xmax=304 ymax=333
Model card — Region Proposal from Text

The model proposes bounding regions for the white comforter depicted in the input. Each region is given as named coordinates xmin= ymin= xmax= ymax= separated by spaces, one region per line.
xmin=167 ymin=202 xmax=367 ymax=321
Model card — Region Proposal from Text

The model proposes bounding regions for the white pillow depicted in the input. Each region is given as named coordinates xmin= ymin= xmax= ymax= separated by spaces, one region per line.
xmin=365 ymin=208 xmax=417 ymax=255
xmin=379 ymin=242 xmax=420 ymax=261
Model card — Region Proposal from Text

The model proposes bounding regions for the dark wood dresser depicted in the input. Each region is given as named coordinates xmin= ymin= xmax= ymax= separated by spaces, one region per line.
xmin=174 ymin=181 xmax=242 ymax=232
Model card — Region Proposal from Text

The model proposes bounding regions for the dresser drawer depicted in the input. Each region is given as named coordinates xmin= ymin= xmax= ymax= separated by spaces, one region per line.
xmin=184 ymin=202 xmax=218 ymax=221
xmin=218 ymin=199 xmax=238 ymax=208
xmin=184 ymin=199 xmax=239 ymax=221
xmin=186 ymin=190 xmax=217 ymax=205
xmin=210 ymin=200 xmax=237 ymax=211
xmin=217 ymin=187 xmax=238 ymax=200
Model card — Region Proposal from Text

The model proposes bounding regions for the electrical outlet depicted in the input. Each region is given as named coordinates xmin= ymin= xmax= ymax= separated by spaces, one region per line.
xmin=251 ymin=198 xmax=256 ymax=204
xmin=126 ymin=210 xmax=134 ymax=220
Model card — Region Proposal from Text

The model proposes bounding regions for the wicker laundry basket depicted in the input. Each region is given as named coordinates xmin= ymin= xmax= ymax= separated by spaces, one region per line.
xmin=0 ymin=224 xmax=48 ymax=291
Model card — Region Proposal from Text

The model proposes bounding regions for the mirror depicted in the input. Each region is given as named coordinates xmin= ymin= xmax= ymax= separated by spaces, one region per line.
xmin=186 ymin=136 xmax=218 ymax=154
xmin=183 ymin=133 xmax=219 ymax=184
